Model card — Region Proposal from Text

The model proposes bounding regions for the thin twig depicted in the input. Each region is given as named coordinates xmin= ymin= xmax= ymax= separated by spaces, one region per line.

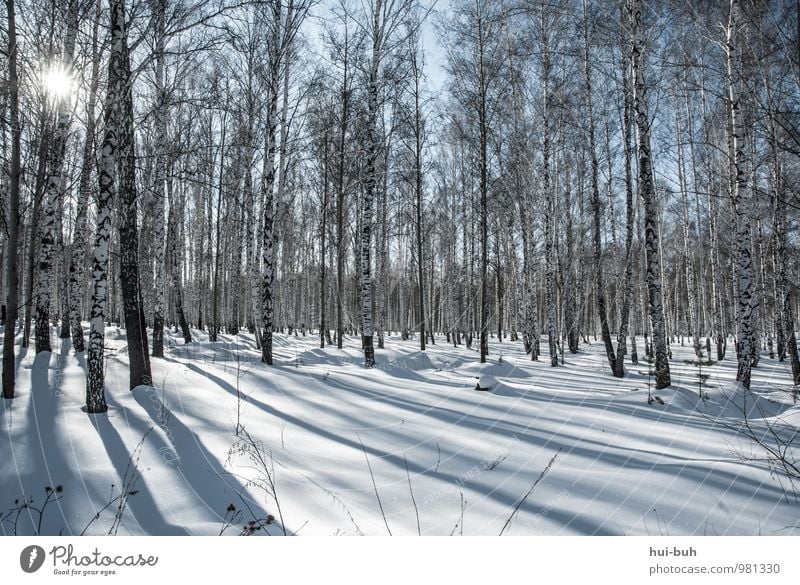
xmin=80 ymin=489 xmax=122 ymax=536
xmin=404 ymin=455 xmax=421 ymax=536
xmin=235 ymin=428 xmax=287 ymax=534
xmin=109 ymin=427 xmax=152 ymax=535
xmin=459 ymin=492 xmax=465 ymax=536
xmin=449 ymin=492 xmax=465 ymax=536
xmin=499 ymin=449 xmax=561 ymax=536
xmin=358 ymin=433 xmax=391 ymax=535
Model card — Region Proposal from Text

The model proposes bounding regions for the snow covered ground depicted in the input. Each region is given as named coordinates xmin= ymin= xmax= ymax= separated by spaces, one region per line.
xmin=1 ymin=326 xmax=798 ymax=536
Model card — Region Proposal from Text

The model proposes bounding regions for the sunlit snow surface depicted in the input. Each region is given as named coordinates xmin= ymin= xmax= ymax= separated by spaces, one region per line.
xmin=1 ymin=327 xmax=798 ymax=535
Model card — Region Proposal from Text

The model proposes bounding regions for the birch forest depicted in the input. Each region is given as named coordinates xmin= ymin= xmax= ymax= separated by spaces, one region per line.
xmin=0 ymin=0 xmax=800 ymax=540
xmin=1 ymin=0 xmax=799 ymax=537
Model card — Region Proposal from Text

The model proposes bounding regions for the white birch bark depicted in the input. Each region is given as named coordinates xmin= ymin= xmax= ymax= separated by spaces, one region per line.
xmin=541 ymin=9 xmax=557 ymax=367
xmin=87 ymin=0 xmax=141 ymax=412
xmin=67 ymin=2 xmax=101 ymax=353
xmin=361 ymin=0 xmax=385 ymax=367
xmin=151 ymin=0 xmax=167 ymax=358
xmin=726 ymin=0 xmax=756 ymax=389
xmin=260 ymin=0 xmax=282 ymax=365
xmin=34 ymin=1 xmax=78 ymax=354
xmin=630 ymin=0 xmax=670 ymax=388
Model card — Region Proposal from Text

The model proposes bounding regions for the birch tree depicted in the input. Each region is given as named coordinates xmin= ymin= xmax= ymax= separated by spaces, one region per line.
xmin=67 ymin=0 xmax=102 ymax=353
xmin=33 ymin=0 xmax=79 ymax=354
xmin=630 ymin=0 xmax=670 ymax=388
xmin=540 ymin=2 xmax=558 ymax=367
xmin=86 ymin=0 xmax=142 ymax=412
xmin=616 ymin=0 xmax=636 ymax=369
xmin=2 ymin=0 xmax=21 ymax=399
xmin=150 ymin=0 xmax=168 ymax=358
xmin=583 ymin=0 xmax=619 ymax=376
xmin=726 ymin=0 xmax=756 ymax=389
xmin=358 ymin=0 xmax=414 ymax=367
xmin=260 ymin=0 xmax=310 ymax=364
xmin=111 ymin=0 xmax=152 ymax=389
xmin=405 ymin=21 xmax=428 ymax=352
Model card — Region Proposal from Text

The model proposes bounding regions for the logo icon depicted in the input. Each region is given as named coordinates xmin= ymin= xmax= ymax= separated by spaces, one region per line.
xmin=20 ymin=545 xmax=46 ymax=573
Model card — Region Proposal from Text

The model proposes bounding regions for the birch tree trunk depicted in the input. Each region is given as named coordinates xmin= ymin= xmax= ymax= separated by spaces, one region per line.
xmin=151 ymin=0 xmax=167 ymax=358
xmin=273 ymin=8 xmax=294 ymax=344
xmin=584 ymin=0 xmax=620 ymax=377
xmin=23 ymin=111 xmax=49 ymax=349
xmin=209 ymin=108 xmax=226 ymax=343
xmin=476 ymin=99 xmax=488 ymax=361
xmin=331 ymin=20 xmax=355 ymax=350
xmin=320 ymin=126 xmax=330 ymax=348
xmin=112 ymin=0 xmax=152 ymax=389
xmin=377 ymin=126 xmax=389 ymax=350
xmin=168 ymin=178 xmax=192 ymax=344
xmin=260 ymin=0 xmax=282 ymax=365
xmin=410 ymin=37 xmax=426 ymax=352
xmin=67 ymin=1 xmax=101 ymax=353
xmin=2 ymin=0 xmax=22 ymax=399
xmin=360 ymin=0 xmax=393 ymax=368
xmin=726 ymin=0 xmax=756 ymax=389
xmin=674 ymin=96 xmax=700 ymax=356
xmin=771 ymin=165 xmax=785 ymax=361
xmin=541 ymin=11 xmax=557 ymax=367
xmin=86 ymin=0 xmax=145 ymax=411
xmin=245 ymin=136 xmax=258 ymax=339
xmin=616 ymin=0 xmax=635 ymax=368
xmin=335 ymin=41 xmax=349 ymax=350
xmin=630 ymin=0 xmax=670 ymax=388
xmin=34 ymin=1 xmax=79 ymax=354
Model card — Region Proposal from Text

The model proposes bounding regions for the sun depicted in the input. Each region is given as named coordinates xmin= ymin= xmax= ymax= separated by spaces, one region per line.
xmin=42 ymin=64 xmax=74 ymax=100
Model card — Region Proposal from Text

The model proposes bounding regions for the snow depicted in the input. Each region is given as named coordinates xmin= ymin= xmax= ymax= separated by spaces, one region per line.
xmin=476 ymin=373 xmax=494 ymax=390
xmin=1 ymin=327 xmax=798 ymax=535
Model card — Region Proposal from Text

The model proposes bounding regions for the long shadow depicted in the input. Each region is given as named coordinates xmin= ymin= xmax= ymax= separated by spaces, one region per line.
xmin=0 ymin=340 xmax=29 ymax=433
xmin=88 ymin=411 xmax=189 ymax=535
xmin=280 ymin=375 xmax=514 ymax=446
xmin=127 ymin=386 xmax=276 ymax=534
xmin=342 ymin=362 xmax=468 ymax=389
xmin=495 ymin=376 xmax=792 ymax=422
xmin=293 ymin=367 xmax=793 ymax=501
xmin=333 ymin=372 xmax=735 ymax=443
xmin=73 ymin=350 xmax=87 ymax=374
xmin=0 ymin=343 xmax=29 ymax=423
xmin=173 ymin=359 xmax=467 ymax=486
xmin=191 ymin=359 xmax=744 ymax=508
xmin=528 ymin=506 xmax=623 ymax=536
xmin=322 ymin=373 xmax=601 ymax=436
xmin=172 ymin=357 xmax=791 ymax=525
xmin=14 ymin=344 xmax=28 ymax=375
xmin=11 ymin=348 xmax=81 ymax=535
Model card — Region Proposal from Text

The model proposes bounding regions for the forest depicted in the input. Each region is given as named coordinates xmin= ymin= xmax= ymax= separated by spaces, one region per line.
xmin=0 ymin=0 xmax=798 ymax=536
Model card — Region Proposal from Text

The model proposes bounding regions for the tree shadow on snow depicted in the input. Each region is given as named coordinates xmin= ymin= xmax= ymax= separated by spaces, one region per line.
xmin=88 ymin=408 xmax=190 ymax=535
xmin=125 ymin=386 xmax=276 ymax=534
